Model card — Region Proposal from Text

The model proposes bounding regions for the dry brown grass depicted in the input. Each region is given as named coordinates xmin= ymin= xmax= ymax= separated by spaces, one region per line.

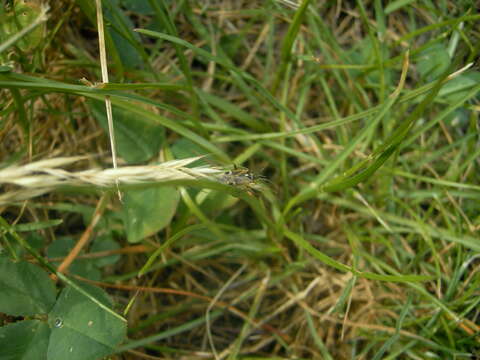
xmin=1 ymin=1 xmax=479 ymax=359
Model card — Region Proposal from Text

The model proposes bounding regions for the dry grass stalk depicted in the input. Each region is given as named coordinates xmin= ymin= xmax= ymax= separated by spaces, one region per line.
xmin=0 ymin=156 xmax=222 ymax=205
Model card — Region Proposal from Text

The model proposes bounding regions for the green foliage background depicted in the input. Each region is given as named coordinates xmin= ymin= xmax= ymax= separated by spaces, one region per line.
xmin=0 ymin=0 xmax=479 ymax=359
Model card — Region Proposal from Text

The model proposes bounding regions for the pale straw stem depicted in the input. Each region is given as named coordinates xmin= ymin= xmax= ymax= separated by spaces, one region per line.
xmin=0 ymin=156 xmax=222 ymax=205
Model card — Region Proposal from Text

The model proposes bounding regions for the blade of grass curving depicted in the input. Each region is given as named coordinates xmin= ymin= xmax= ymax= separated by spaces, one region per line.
xmin=134 ymin=29 xmax=299 ymax=123
xmin=214 ymin=75 xmax=478 ymax=143
xmin=0 ymin=74 xmax=179 ymax=105
xmin=3 ymin=75 xmax=215 ymax=156
xmin=284 ymin=92 xmax=399 ymax=213
xmin=102 ymin=82 xmax=187 ymax=91
xmin=148 ymin=0 xmax=205 ymax=136
xmin=321 ymin=144 xmax=398 ymax=193
xmin=386 ymin=170 xmax=480 ymax=192
xmin=197 ymin=90 xmax=268 ymax=132
xmin=284 ymin=228 xmax=430 ymax=282
xmin=324 ymin=51 xmax=410 ymax=180
xmin=330 ymin=197 xmax=480 ymax=252
xmin=405 ymin=82 xmax=480 ymax=149
xmin=12 ymin=219 xmax=63 ymax=232
xmin=307 ymin=9 xmax=369 ymax=113
xmin=397 ymin=14 xmax=480 ymax=44
xmin=1 ymin=75 xmax=194 ymax=120
xmin=371 ymin=79 xmax=452 ymax=158
xmin=385 ymin=0 xmax=417 ymax=14
xmin=4 ymin=71 xmax=187 ymax=92
xmin=271 ymin=0 xmax=313 ymax=94
xmin=262 ymin=140 xmax=329 ymax=166
xmin=285 ymin=58 xmax=466 ymax=214
xmin=106 ymin=96 xmax=229 ymax=162
xmin=5 ymin=70 xmax=473 ymax=148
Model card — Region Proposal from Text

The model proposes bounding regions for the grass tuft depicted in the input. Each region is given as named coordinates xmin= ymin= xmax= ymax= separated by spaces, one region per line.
xmin=1 ymin=1 xmax=479 ymax=359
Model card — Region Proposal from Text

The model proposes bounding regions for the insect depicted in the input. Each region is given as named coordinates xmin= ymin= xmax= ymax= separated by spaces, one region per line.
xmin=218 ymin=165 xmax=266 ymax=194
